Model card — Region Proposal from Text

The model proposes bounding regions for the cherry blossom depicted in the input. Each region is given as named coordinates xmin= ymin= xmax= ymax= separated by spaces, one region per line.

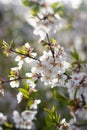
xmin=9 ymin=67 xmax=20 ymax=88
xmin=30 ymin=99 xmax=41 ymax=110
xmin=59 ymin=118 xmax=70 ymax=130
xmin=17 ymin=92 xmax=23 ymax=103
xmin=15 ymin=42 xmax=37 ymax=69
xmin=25 ymin=72 xmax=38 ymax=88
xmin=30 ymin=42 xmax=70 ymax=87
xmin=26 ymin=0 xmax=63 ymax=41
xmin=13 ymin=110 xmax=37 ymax=129
xmin=0 ymin=113 xmax=7 ymax=125
xmin=66 ymin=72 xmax=87 ymax=104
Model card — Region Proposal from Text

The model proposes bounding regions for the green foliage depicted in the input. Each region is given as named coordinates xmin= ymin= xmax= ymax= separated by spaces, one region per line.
xmin=22 ymin=0 xmax=35 ymax=6
xmin=22 ymin=0 xmax=40 ymax=15
xmin=4 ymin=122 xmax=13 ymax=129
xmin=45 ymin=106 xmax=61 ymax=130
xmin=2 ymin=40 xmax=14 ymax=56
xmin=15 ymin=45 xmax=28 ymax=55
xmin=70 ymin=48 xmax=79 ymax=61
xmin=53 ymin=88 xmax=75 ymax=106
xmin=19 ymin=88 xmax=29 ymax=99
xmin=51 ymin=2 xmax=65 ymax=17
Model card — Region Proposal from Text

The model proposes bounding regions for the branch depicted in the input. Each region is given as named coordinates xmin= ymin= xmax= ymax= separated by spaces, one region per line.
xmin=46 ymin=34 xmax=55 ymax=61
xmin=10 ymin=49 xmax=40 ymax=62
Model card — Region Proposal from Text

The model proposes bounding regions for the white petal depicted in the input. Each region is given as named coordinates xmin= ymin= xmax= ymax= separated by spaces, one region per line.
xmin=25 ymin=42 xmax=30 ymax=48
xmin=15 ymin=55 xmax=21 ymax=62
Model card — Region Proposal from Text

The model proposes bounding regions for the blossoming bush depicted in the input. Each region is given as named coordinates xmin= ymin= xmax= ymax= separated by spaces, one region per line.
xmin=0 ymin=0 xmax=87 ymax=130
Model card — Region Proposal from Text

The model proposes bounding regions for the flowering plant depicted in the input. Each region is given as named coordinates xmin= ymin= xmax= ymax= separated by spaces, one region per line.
xmin=0 ymin=0 xmax=87 ymax=130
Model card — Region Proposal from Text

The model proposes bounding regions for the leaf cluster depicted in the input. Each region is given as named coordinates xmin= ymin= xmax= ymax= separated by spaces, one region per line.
xmin=44 ymin=106 xmax=61 ymax=130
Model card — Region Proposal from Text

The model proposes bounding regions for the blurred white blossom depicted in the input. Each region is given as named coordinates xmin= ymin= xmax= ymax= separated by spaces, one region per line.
xmin=17 ymin=92 xmax=23 ymax=103
xmin=0 ymin=113 xmax=7 ymax=125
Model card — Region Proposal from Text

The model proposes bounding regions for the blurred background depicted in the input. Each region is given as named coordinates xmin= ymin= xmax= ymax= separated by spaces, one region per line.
xmin=0 ymin=0 xmax=87 ymax=130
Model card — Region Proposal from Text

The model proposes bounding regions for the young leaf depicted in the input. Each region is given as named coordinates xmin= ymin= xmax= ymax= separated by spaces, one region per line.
xmin=70 ymin=48 xmax=79 ymax=60
xmin=22 ymin=0 xmax=34 ymax=7
xmin=19 ymin=88 xmax=29 ymax=99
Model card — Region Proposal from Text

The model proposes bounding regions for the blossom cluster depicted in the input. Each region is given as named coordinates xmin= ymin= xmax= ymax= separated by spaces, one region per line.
xmin=25 ymin=0 xmax=64 ymax=41
xmin=29 ymin=42 xmax=69 ymax=87
xmin=13 ymin=98 xmax=41 ymax=129
xmin=66 ymin=72 xmax=87 ymax=104
xmin=12 ymin=41 xmax=70 ymax=89
xmin=13 ymin=110 xmax=37 ymax=129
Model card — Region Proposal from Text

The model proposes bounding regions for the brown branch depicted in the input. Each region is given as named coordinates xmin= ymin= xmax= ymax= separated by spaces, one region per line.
xmin=46 ymin=33 xmax=55 ymax=61
xmin=10 ymin=49 xmax=41 ymax=62
xmin=1 ymin=77 xmax=29 ymax=84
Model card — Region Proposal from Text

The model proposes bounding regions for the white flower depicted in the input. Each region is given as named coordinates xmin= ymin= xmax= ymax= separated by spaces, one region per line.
xmin=9 ymin=67 xmax=20 ymax=88
xmin=10 ymin=77 xmax=20 ymax=88
xmin=15 ymin=43 xmax=37 ymax=68
xmin=33 ymin=44 xmax=69 ymax=87
xmin=0 ymin=113 xmax=7 ymax=124
xmin=11 ymin=67 xmax=20 ymax=73
xmin=25 ymin=72 xmax=38 ymax=88
xmin=24 ymin=57 xmax=33 ymax=63
xmin=25 ymin=42 xmax=31 ymax=48
xmin=59 ymin=118 xmax=69 ymax=130
xmin=24 ymin=120 xmax=33 ymax=129
xmin=21 ymin=110 xmax=37 ymax=121
xmin=13 ymin=110 xmax=36 ymax=130
xmin=0 ymin=87 xmax=4 ymax=96
xmin=17 ymin=92 xmax=23 ymax=103
xmin=15 ymin=55 xmax=24 ymax=69
xmin=75 ymin=108 xmax=87 ymax=122
xmin=26 ymin=0 xmax=63 ymax=41
xmin=30 ymin=99 xmax=41 ymax=110
xmin=51 ymin=74 xmax=67 ymax=88
xmin=13 ymin=111 xmax=25 ymax=129
xmin=34 ymin=25 xmax=49 ymax=40
xmin=66 ymin=72 xmax=87 ymax=102
xmin=13 ymin=111 xmax=20 ymax=123
xmin=25 ymin=42 xmax=69 ymax=88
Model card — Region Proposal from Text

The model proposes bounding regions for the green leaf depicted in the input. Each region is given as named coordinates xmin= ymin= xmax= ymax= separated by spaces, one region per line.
xmin=27 ymin=99 xmax=34 ymax=107
xmin=53 ymin=88 xmax=68 ymax=103
xmin=51 ymin=2 xmax=64 ymax=16
xmin=80 ymin=60 xmax=87 ymax=64
xmin=45 ymin=106 xmax=61 ymax=129
xmin=19 ymin=88 xmax=29 ymax=99
xmin=31 ymin=5 xmax=40 ymax=15
xmin=70 ymin=48 xmax=79 ymax=60
xmin=57 ymin=114 xmax=61 ymax=125
xmin=4 ymin=122 xmax=13 ymax=128
xmin=53 ymin=88 xmax=75 ymax=106
xmin=2 ymin=40 xmax=9 ymax=48
xmin=84 ymin=104 xmax=87 ymax=108
xmin=74 ymin=88 xmax=78 ymax=99
xmin=22 ymin=0 xmax=34 ymax=7
xmin=9 ymin=40 xmax=14 ymax=49
xmin=51 ymin=2 xmax=59 ymax=9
